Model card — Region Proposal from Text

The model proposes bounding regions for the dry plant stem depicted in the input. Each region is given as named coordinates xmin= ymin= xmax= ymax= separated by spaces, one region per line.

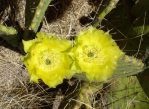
xmin=29 ymin=0 xmax=53 ymax=33
xmin=94 ymin=0 xmax=119 ymax=27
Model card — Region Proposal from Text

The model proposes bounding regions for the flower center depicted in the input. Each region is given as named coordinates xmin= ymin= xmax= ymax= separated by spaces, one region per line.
xmin=83 ymin=45 xmax=98 ymax=58
xmin=45 ymin=58 xmax=51 ymax=65
xmin=87 ymin=52 xmax=94 ymax=57
xmin=38 ymin=50 xmax=61 ymax=71
xmin=78 ymin=45 xmax=105 ymax=65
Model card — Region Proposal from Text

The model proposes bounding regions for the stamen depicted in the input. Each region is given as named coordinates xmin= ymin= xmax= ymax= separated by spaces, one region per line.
xmin=87 ymin=52 xmax=94 ymax=57
xmin=45 ymin=58 xmax=51 ymax=65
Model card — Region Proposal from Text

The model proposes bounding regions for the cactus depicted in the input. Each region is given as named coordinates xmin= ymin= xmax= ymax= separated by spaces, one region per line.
xmin=25 ymin=0 xmax=40 ymax=28
xmin=106 ymin=77 xmax=149 ymax=109
xmin=112 ymin=55 xmax=144 ymax=78
xmin=23 ymin=0 xmax=53 ymax=40
xmin=93 ymin=0 xmax=119 ymax=26
xmin=28 ymin=0 xmax=53 ymax=33
xmin=98 ymin=0 xmax=119 ymax=21
xmin=0 ymin=0 xmax=149 ymax=108
xmin=0 ymin=24 xmax=17 ymax=35
xmin=0 ymin=24 xmax=19 ymax=47
xmin=0 ymin=0 xmax=53 ymax=46
xmin=70 ymin=55 xmax=145 ymax=109
xmin=137 ymin=47 xmax=149 ymax=97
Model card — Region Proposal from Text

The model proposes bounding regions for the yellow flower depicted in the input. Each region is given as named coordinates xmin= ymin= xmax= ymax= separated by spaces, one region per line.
xmin=22 ymin=32 xmax=73 ymax=88
xmin=72 ymin=27 xmax=124 ymax=81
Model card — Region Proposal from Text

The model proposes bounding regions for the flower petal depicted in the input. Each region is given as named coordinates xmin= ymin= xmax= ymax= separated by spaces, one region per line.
xmin=23 ymin=32 xmax=73 ymax=88
xmin=72 ymin=27 xmax=124 ymax=81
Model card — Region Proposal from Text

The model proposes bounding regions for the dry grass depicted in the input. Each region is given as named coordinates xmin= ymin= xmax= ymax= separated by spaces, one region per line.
xmin=0 ymin=44 xmax=52 ymax=108
xmin=41 ymin=0 xmax=95 ymax=37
